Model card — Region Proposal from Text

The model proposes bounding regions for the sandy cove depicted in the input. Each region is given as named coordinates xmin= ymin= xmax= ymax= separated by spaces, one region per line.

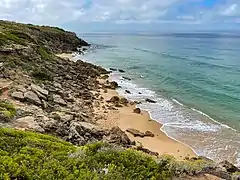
xmin=56 ymin=53 xmax=196 ymax=160
xmin=96 ymin=80 xmax=197 ymax=160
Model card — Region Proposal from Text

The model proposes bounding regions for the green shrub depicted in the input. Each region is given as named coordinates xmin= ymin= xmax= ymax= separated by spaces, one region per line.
xmin=0 ymin=128 xmax=179 ymax=180
xmin=32 ymin=68 xmax=53 ymax=81
xmin=0 ymin=101 xmax=16 ymax=119
xmin=38 ymin=46 xmax=52 ymax=61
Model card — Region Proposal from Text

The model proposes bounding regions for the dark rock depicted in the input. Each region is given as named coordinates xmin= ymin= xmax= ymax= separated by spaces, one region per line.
xmin=125 ymin=90 xmax=131 ymax=94
xmin=115 ymin=104 xmax=123 ymax=108
xmin=133 ymin=108 xmax=141 ymax=114
xmin=119 ymin=97 xmax=128 ymax=105
xmin=103 ymin=89 xmax=108 ymax=93
xmin=122 ymin=76 xmax=131 ymax=81
xmin=100 ymin=75 xmax=109 ymax=79
xmin=118 ymin=69 xmax=125 ymax=73
xmin=145 ymin=131 xmax=154 ymax=137
xmin=24 ymin=91 xmax=42 ymax=106
xmin=126 ymin=128 xmax=145 ymax=138
xmin=108 ymin=126 xmax=132 ymax=147
xmin=109 ymin=81 xmax=118 ymax=89
xmin=110 ymin=68 xmax=117 ymax=71
xmin=145 ymin=98 xmax=157 ymax=103
xmin=218 ymin=160 xmax=240 ymax=173
xmin=138 ymin=92 xmax=142 ymax=94
xmin=108 ymin=96 xmax=120 ymax=104
xmin=135 ymin=146 xmax=159 ymax=156
xmin=11 ymin=91 xmax=24 ymax=101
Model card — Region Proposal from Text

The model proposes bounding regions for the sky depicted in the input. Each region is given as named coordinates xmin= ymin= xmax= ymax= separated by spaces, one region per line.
xmin=0 ymin=0 xmax=240 ymax=32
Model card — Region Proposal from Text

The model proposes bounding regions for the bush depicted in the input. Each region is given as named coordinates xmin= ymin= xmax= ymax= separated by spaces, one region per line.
xmin=0 ymin=128 xmax=178 ymax=180
xmin=32 ymin=68 xmax=53 ymax=81
xmin=0 ymin=101 xmax=16 ymax=120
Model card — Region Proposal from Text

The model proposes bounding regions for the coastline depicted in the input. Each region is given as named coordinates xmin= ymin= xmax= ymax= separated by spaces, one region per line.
xmin=57 ymin=53 xmax=197 ymax=159
xmin=97 ymin=82 xmax=197 ymax=160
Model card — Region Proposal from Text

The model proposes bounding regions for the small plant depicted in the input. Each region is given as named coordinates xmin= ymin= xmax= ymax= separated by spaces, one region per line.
xmin=0 ymin=101 xmax=16 ymax=120
xmin=38 ymin=46 xmax=52 ymax=61
xmin=32 ymin=68 xmax=53 ymax=81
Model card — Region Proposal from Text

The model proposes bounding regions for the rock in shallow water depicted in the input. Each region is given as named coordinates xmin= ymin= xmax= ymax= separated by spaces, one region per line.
xmin=145 ymin=98 xmax=157 ymax=103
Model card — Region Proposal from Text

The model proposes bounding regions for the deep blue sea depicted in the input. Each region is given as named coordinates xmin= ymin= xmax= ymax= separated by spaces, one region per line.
xmin=77 ymin=33 xmax=240 ymax=165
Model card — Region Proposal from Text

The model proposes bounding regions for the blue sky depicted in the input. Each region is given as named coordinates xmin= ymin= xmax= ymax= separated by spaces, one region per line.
xmin=0 ymin=0 xmax=240 ymax=32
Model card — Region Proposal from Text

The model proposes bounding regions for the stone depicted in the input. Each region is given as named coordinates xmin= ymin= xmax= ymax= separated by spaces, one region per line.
xmin=125 ymin=90 xmax=131 ymax=94
xmin=108 ymin=96 xmax=120 ymax=103
xmin=109 ymin=81 xmax=118 ymax=89
xmin=103 ymin=89 xmax=108 ymax=93
xmin=11 ymin=91 xmax=24 ymax=101
xmin=15 ymin=85 xmax=27 ymax=93
xmin=109 ymin=126 xmax=131 ymax=147
xmin=119 ymin=98 xmax=128 ymax=105
xmin=135 ymin=146 xmax=159 ymax=156
xmin=53 ymin=82 xmax=62 ymax=89
xmin=138 ymin=92 xmax=142 ymax=94
xmin=100 ymin=75 xmax=109 ymax=79
xmin=14 ymin=116 xmax=44 ymax=132
xmin=115 ymin=104 xmax=123 ymax=108
xmin=126 ymin=128 xmax=145 ymax=138
xmin=145 ymin=131 xmax=154 ymax=137
xmin=53 ymin=94 xmax=67 ymax=106
xmin=145 ymin=98 xmax=157 ymax=103
xmin=24 ymin=91 xmax=42 ymax=106
xmin=31 ymin=84 xmax=48 ymax=96
xmin=133 ymin=108 xmax=141 ymax=114
xmin=218 ymin=160 xmax=240 ymax=173
xmin=122 ymin=76 xmax=131 ymax=81
xmin=110 ymin=68 xmax=117 ymax=71
xmin=118 ymin=69 xmax=125 ymax=73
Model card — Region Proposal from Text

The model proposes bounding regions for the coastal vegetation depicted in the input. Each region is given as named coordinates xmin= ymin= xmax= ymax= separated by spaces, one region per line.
xmin=0 ymin=20 xmax=239 ymax=180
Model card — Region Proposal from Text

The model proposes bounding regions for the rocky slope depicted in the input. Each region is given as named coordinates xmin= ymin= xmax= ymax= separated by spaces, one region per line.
xmin=0 ymin=20 xmax=239 ymax=180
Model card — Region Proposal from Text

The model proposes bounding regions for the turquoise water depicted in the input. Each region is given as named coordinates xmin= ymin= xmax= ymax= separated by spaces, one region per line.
xmin=78 ymin=33 xmax=240 ymax=165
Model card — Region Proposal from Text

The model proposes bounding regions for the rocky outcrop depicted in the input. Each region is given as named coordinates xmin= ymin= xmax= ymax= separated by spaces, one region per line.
xmin=133 ymin=108 xmax=141 ymax=114
xmin=146 ymin=98 xmax=157 ymax=103
xmin=126 ymin=128 xmax=155 ymax=138
xmin=14 ymin=116 xmax=44 ymax=132
xmin=11 ymin=91 xmax=24 ymax=101
xmin=108 ymin=126 xmax=132 ymax=147
xmin=24 ymin=91 xmax=42 ymax=106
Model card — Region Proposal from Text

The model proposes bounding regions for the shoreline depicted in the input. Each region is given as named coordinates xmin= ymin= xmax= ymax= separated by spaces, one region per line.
xmin=97 ymin=79 xmax=197 ymax=160
xmin=57 ymin=53 xmax=197 ymax=160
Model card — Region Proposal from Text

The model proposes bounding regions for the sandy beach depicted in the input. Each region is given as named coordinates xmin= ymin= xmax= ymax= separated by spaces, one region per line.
xmin=56 ymin=53 xmax=196 ymax=159
xmin=96 ymin=79 xmax=197 ymax=160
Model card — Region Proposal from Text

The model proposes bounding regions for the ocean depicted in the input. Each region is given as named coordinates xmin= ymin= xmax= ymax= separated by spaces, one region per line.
xmin=77 ymin=33 xmax=240 ymax=165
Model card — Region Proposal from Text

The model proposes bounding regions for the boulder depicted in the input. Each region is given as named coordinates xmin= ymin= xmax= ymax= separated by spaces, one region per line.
xmin=122 ymin=76 xmax=131 ymax=81
xmin=118 ymin=69 xmax=125 ymax=73
xmin=24 ymin=91 xmax=42 ymax=106
xmin=14 ymin=116 xmax=44 ymax=132
xmin=135 ymin=146 xmax=159 ymax=156
xmin=108 ymin=96 xmax=120 ymax=104
xmin=126 ymin=128 xmax=145 ymax=138
xmin=109 ymin=81 xmax=118 ymax=89
xmin=53 ymin=94 xmax=67 ymax=106
xmin=110 ymin=68 xmax=117 ymax=71
xmin=11 ymin=91 xmax=24 ymax=101
xmin=125 ymin=90 xmax=131 ymax=94
xmin=145 ymin=98 xmax=157 ymax=103
xmin=133 ymin=108 xmax=141 ymax=114
xmin=217 ymin=160 xmax=240 ymax=173
xmin=109 ymin=126 xmax=132 ymax=147
xmin=145 ymin=131 xmax=154 ymax=137
xmin=119 ymin=97 xmax=128 ymax=105
xmin=31 ymin=84 xmax=48 ymax=96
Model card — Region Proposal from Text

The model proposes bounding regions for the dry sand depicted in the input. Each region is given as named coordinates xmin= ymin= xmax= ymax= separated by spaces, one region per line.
xmin=96 ymin=80 xmax=197 ymax=160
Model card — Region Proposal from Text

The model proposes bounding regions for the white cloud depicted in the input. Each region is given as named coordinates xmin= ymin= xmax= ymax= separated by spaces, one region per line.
xmin=0 ymin=0 xmax=240 ymax=26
